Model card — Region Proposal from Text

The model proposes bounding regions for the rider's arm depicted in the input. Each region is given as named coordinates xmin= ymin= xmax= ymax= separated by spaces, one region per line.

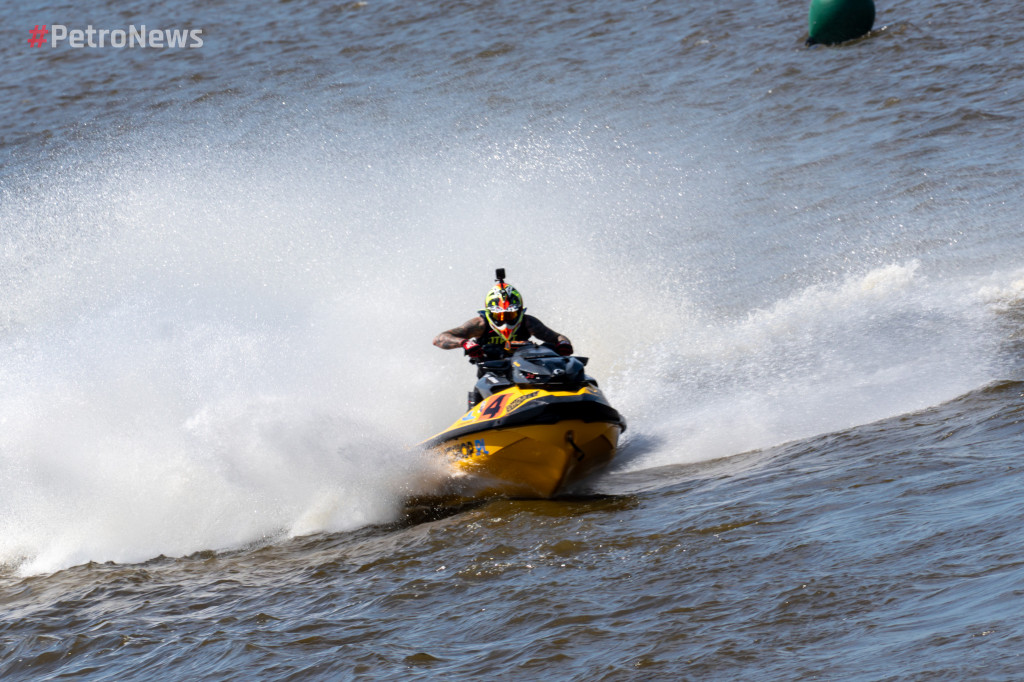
xmin=524 ymin=315 xmax=570 ymax=346
xmin=433 ymin=316 xmax=487 ymax=349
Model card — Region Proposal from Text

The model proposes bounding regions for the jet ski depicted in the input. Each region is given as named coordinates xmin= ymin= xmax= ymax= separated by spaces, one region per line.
xmin=419 ymin=342 xmax=627 ymax=499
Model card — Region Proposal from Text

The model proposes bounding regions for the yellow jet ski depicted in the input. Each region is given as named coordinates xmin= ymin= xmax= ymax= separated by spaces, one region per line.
xmin=419 ymin=342 xmax=626 ymax=499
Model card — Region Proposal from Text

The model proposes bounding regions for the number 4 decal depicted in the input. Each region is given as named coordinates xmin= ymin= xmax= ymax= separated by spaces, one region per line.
xmin=480 ymin=394 xmax=508 ymax=420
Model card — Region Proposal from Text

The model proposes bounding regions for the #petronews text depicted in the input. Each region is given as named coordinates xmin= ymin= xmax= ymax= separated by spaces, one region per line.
xmin=49 ymin=24 xmax=204 ymax=48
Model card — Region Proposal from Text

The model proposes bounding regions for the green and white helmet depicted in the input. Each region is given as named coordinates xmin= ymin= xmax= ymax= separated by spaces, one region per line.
xmin=484 ymin=282 xmax=525 ymax=345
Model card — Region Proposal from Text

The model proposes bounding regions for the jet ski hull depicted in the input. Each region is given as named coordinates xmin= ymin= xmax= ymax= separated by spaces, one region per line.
xmin=436 ymin=419 xmax=621 ymax=499
xmin=420 ymin=383 xmax=625 ymax=499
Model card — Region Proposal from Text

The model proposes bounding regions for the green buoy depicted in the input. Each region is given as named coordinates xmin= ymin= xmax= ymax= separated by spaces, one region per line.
xmin=807 ymin=0 xmax=875 ymax=45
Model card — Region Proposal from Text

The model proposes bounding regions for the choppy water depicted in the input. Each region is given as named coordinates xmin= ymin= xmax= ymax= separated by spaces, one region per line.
xmin=3 ymin=0 xmax=1024 ymax=678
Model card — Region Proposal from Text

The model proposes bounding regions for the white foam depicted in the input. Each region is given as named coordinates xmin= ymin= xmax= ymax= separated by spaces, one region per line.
xmin=609 ymin=261 xmax=1005 ymax=471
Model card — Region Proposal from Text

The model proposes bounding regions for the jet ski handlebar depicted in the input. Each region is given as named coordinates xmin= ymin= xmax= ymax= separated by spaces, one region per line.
xmin=468 ymin=342 xmax=556 ymax=364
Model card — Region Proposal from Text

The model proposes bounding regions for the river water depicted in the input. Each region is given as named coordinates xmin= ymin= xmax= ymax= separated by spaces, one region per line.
xmin=3 ymin=0 xmax=1024 ymax=678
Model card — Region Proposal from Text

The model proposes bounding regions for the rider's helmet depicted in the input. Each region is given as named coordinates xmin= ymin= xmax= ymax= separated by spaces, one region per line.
xmin=484 ymin=283 xmax=525 ymax=347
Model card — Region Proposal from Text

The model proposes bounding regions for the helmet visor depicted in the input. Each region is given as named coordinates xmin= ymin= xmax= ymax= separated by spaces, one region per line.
xmin=489 ymin=309 xmax=521 ymax=326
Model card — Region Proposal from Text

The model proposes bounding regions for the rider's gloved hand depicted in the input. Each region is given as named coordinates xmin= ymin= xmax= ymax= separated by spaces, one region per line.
xmin=555 ymin=341 xmax=574 ymax=356
xmin=461 ymin=338 xmax=484 ymax=358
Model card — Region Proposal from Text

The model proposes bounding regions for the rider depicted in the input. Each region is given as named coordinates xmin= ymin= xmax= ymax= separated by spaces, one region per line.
xmin=433 ymin=272 xmax=574 ymax=359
